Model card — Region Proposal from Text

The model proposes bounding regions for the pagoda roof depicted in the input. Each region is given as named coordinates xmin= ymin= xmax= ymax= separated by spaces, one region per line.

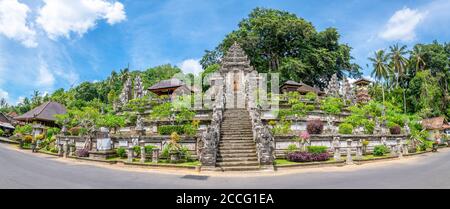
xmin=15 ymin=101 xmax=67 ymax=122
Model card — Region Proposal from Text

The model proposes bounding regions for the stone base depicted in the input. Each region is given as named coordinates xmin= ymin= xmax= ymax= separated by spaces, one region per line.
xmin=89 ymin=150 xmax=117 ymax=160
xmin=200 ymin=166 xmax=221 ymax=171
xmin=259 ymin=164 xmax=275 ymax=172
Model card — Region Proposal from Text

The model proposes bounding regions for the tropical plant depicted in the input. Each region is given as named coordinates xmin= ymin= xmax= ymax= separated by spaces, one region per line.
xmin=116 ymin=147 xmax=127 ymax=158
xmin=306 ymin=119 xmax=323 ymax=134
xmin=320 ymin=97 xmax=344 ymax=115
xmin=306 ymin=146 xmax=328 ymax=154
xmin=338 ymin=123 xmax=353 ymax=134
xmin=373 ymin=145 xmax=389 ymax=156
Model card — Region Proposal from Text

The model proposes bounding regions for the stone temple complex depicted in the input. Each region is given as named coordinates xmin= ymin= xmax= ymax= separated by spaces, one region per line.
xmin=55 ymin=42 xmax=409 ymax=172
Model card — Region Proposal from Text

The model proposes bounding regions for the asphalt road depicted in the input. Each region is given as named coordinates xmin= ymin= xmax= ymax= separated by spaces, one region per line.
xmin=1 ymin=142 xmax=450 ymax=189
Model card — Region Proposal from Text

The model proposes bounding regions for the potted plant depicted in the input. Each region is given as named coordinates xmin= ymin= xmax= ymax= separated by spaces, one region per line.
xmin=168 ymin=132 xmax=181 ymax=163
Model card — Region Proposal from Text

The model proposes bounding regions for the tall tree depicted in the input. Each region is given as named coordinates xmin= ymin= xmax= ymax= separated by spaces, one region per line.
xmin=202 ymin=7 xmax=360 ymax=88
xmin=388 ymin=44 xmax=409 ymax=86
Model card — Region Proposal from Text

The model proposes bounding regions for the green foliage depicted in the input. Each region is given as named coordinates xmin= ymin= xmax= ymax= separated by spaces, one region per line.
xmin=116 ymin=147 xmax=127 ymax=158
xmin=286 ymin=92 xmax=301 ymax=105
xmin=0 ymin=129 xmax=4 ymax=136
xmin=151 ymin=102 xmax=173 ymax=120
xmin=125 ymin=97 xmax=151 ymax=113
xmin=133 ymin=146 xmax=141 ymax=156
xmin=141 ymin=64 xmax=182 ymax=89
xmin=338 ymin=123 xmax=353 ymax=134
xmin=320 ymin=97 xmax=344 ymax=115
xmin=179 ymin=146 xmax=192 ymax=161
xmin=307 ymin=146 xmax=328 ymax=154
xmin=204 ymin=7 xmax=361 ymax=87
xmin=145 ymin=145 xmax=157 ymax=154
xmin=304 ymin=92 xmax=317 ymax=101
xmin=157 ymin=125 xmax=185 ymax=135
xmin=14 ymin=124 xmax=32 ymax=135
xmin=305 ymin=104 xmax=315 ymax=112
xmin=272 ymin=120 xmax=292 ymax=135
xmin=373 ymin=145 xmax=389 ymax=156
xmin=97 ymin=114 xmax=126 ymax=129
xmin=286 ymin=144 xmax=298 ymax=154
xmin=46 ymin=127 xmax=60 ymax=139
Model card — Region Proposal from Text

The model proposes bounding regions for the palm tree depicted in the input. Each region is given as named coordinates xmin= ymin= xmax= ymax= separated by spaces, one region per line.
xmin=369 ymin=50 xmax=390 ymax=112
xmin=411 ymin=45 xmax=426 ymax=72
xmin=388 ymin=44 xmax=409 ymax=87
xmin=388 ymin=44 xmax=409 ymax=113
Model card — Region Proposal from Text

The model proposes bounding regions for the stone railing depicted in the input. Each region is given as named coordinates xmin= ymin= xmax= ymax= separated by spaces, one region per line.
xmin=274 ymin=134 xmax=410 ymax=158
xmin=245 ymin=76 xmax=275 ymax=167
xmin=198 ymin=83 xmax=225 ymax=167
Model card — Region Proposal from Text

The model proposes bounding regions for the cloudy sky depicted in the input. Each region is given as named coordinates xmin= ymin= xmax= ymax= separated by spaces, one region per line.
xmin=0 ymin=0 xmax=449 ymax=104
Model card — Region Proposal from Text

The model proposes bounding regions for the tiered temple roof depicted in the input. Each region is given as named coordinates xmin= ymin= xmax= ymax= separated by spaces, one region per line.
xmin=220 ymin=42 xmax=254 ymax=73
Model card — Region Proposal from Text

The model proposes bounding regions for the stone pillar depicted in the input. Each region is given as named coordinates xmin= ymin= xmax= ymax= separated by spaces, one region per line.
xmin=332 ymin=136 xmax=341 ymax=161
xmin=69 ymin=145 xmax=75 ymax=157
xmin=152 ymin=148 xmax=160 ymax=163
xmin=140 ymin=146 xmax=146 ymax=163
xmin=397 ymin=138 xmax=403 ymax=158
xmin=356 ymin=140 xmax=362 ymax=160
xmin=346 ymin=139 xmax=353 ymax=165
xmin=403 ymin=141 xmax=409 ymax=155
xmin=390 ymin=144 xmax=396 ymax=157
xmin=63 ymin=140 xmax=68 ymax=158
xmin=58 ymin=143 xmax=63 ymax=157
xmin=127 ymin=146 xmax=133 ymax=163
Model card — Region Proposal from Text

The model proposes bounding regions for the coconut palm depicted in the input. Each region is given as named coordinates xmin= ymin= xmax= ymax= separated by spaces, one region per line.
xmin=388 ymin=44 xmax=409 ymax=87
xmin=369 ymin=50 xmax=390 ymax=110
xmin=411 ymin=45 xmax=426 ymax=72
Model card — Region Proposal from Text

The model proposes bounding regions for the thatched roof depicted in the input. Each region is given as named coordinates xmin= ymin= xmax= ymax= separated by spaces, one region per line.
xmin=422 ymin=116 xmax=449 ymax=130
xmin=15 ymin=101 xmax=67 ymax=122
xmin=148 ymin=78 xmax=185 ymax=90
xmin=281 ymin=80 xmax=324 ymax=94
xmin=354 ymin=78 xmax=372 ymax=86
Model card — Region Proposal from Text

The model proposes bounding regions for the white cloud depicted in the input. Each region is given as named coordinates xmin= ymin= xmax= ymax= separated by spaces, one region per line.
xmin=179 ymin=59 xmax=202 ymax=75
xmin=0 ymin=0 xmax=37 ymax=47
xmin=54 ymin=69 xmax=79 ymax=86
xmin=37 ymin=62 xmax=55 ymax=87
xmin=379 ymin=7 xmax=427 ymax=41
xmin=36 ymin=0 xmax=126 ymax=39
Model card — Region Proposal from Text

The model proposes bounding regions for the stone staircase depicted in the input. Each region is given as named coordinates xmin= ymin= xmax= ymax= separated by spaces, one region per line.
xmin=216 ymin=109 xmax=260 ymax=171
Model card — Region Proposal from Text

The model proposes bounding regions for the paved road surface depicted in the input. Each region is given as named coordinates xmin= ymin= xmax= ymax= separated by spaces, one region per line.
xmin=1 ymin=143 xmax=450 ymax=189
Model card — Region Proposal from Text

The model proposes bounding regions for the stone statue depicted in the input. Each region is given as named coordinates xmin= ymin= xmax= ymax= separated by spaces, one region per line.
xmin=374 ymin=118 xmax=381 ymax=135
xmin=342 ymin=77 xmax=353 ymax=105
xmin=119 ymin=77 xmax=133 ymax=106
xmin=353 ymin=126 xmax=365 ymax=135
xmin=135 ymin=115 xmax=144 ymax=131
xmin=404 ymin=123 xmax=411 ymax=136
xmin=324 ymin=115 xmax=336 ymax=134
xmin=324 ymin=73 xmax=340 ymax=97
xmin=134 ymin=75 xmax=144 ymax=99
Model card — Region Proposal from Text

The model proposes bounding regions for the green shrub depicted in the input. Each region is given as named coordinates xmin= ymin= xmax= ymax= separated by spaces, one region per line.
xmin=286 ymin=92 xmax=301 ymax=105
xmin=179 ymin=146 xmax=192 ymax=161
xmin=291 ymin=102 xmax=307 ymax=116
xmin=304 ymin=92 xmax=317 ymax=101
xmin=183 ymin=124 xmax=197 ymax=136
xmin=305 ymin=104 xmax=315 ymax=112
xmin=158 ymin=125 xmax=185 ymax=135
xmin=133 ymin=146 xmax=141 ymax=156
xmin=116 ymin=147 xmax=127 ymax=158
xmin=145 ymin=145 xmax=157 ymax=154
xmin=49 ymin=146 xmax=58 ymax=153
xmin=272 ymin=121 xmax=292 ymax=135
xmin=286 ymin=144 xmax=298 ymax=154
xmin=307 ymin=146 xmax=328 ymax=154
xmin=320 ymin=97 xmax=344 ymax=115
xmin=161 ymin=145 xmax=170 ymax=158
xmin=0 ymin=129 xmax=4 ymax=136
xmin=339 ymin=123 xmax=353 ymax=134
xmin=373 ymin=145 xmax=389 ymax=156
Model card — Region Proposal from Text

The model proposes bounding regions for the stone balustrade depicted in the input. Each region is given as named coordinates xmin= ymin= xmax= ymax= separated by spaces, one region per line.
xmin=274 ymin=134 xmax=409 ymax=158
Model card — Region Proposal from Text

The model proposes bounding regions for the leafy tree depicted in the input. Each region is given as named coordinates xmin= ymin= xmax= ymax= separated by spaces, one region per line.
xmin=142 ymin=64 xmax=182 ymax=89
xmin=74 ymin=82 xmax=99 ymax=102
xmin=203 ymin=7 xmax=360 ymax=88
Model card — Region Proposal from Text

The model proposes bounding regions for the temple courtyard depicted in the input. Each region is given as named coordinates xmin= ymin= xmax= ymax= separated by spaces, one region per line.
xmin=1 ymin=142 xmax=450 ymax=189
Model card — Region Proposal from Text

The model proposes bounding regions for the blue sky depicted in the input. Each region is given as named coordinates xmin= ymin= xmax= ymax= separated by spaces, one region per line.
xmin=0 ymin=0 xmax=449 ymax=104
